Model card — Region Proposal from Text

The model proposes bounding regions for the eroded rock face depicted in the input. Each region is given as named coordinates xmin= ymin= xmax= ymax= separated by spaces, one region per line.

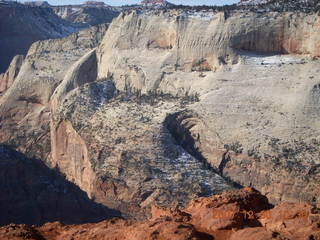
xmin=0 ymin=145 xmax=120 ymax=226
xmin=50 ymin=120 xmax=95 ymax=198
xmin=1 ymin=188 xmax=319 ymax=240
xmin=0 ymin=24 xmax=108 ymax=160
xmin=50 ymin=81 xmax=233 ymax=219
xmin=95 ymin=11 xmax=320 ymax=206
xmin=0 ymin=55 xmax=24 ymax=94
xmin=165 ymin=110 xmax=320 ymax=204
xmin=1 ymin=8 xmax=320 ymax=223
xmin=97 ymin=11 xmax=320 ymax=94
xmin=52 ymin=6 xmax=119 ymax=26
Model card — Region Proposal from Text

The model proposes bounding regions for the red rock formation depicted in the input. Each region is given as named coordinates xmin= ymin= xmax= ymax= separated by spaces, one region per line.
xmin=0 ymin=55 xmax=24 ymax=94
xmin=1 ymin=188 xmax=319 ymax=240
xmin=50 ymin=120 xmax=96 ymax=197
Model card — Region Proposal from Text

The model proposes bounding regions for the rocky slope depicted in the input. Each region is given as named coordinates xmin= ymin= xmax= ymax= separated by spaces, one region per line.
xmin=50 ymin=82 xmax=232 ymax=218
xmin=0 ymin=6 xmax=319 ymax=223
xmin=52 ymin=5 xmax=119 ymax=27
xmin=0 ymin=23 xmax=108 ymax=160
xmin=0 ymin=188 xmax=319 ymax=240
xmin=96 ymin=10 xmax=320 ymax=204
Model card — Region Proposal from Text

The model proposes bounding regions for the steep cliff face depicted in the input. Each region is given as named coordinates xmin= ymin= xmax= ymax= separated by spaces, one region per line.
xmin=0 ymin=24 xmax=108 ymax=160
xmin=97 ymin=11 xmax=320 ymax=93
xmin=0 ymin=55 xmax=24 ymax=94
xmin=50 ymin=120 xmax=96 ymax=198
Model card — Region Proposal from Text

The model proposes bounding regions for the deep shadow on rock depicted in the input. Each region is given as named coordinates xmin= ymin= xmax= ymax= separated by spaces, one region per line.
xmin=0 ymin=145 xmax=121 ymax=226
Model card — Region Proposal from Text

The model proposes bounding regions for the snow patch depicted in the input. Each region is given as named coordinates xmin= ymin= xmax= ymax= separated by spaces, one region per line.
xmin=241 ymin=52 xmax=306 ymax=66
xmin=182 ymin=11 xmax=216 ymax=21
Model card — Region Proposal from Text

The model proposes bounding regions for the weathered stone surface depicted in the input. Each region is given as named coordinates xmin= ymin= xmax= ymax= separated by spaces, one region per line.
xmin=0 ymin=7 xmax=320 ymax=223
xmin=97 ymin=11 xmax=320 ymax=94
xmin=0 ymin=24 xmax=108 ymax=160
xmin=165 ymin=109 xmax=320 ymax=204
xmin=52 ymin=5 xmax=119 ymax=26
xmin=1 ymin=188 xmax=319 ymax=240
xmin=0 ymin=55 xmax=24 ymax=94
xmin=95 ymin=11 xmax=320 ymax=206
xmin=50 ymin=81 xmax=232 ymax=219
xmin=95 ymin=13 xmax=320 ymax=206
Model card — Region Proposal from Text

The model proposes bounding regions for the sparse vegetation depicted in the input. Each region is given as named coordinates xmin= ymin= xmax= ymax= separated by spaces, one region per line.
xmin=224 ymin=141 xmax=243 ymax=154
xmin=123 ymin=0 xmax=320 ymax=13
xmin=96 ymin=78 xmax=200 ymax=106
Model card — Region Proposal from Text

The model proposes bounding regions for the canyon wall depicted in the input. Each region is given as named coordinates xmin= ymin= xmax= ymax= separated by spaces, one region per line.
xmin=97 ymin=11 xmax=320 ymax=93
xmin=95 ymin=10 xmax=320 ymax=204
xmin=0 ymin=9 xmax=319 ymax=220
xmin=0 ymin=24 xmax=108 ymax=160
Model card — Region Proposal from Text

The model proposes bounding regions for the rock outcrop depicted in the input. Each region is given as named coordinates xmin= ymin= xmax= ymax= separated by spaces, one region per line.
xmin=97 ymin=11 xmax=320 ymax=93
xmin=50 ymin=81 xmax=232 ymax=218
xmin=52 ymin=5 xmax=119 ymax=27
xmin=1 ymin=188 xmax=319 ymax=240
xmin=0 ymin=55 xmax=24 ymax=94
xmin=0 ymin=23 xmax=108 ymax=160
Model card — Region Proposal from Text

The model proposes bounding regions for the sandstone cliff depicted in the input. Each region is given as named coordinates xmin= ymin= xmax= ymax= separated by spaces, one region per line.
xmin=95 ymin=10 xmax=320 ymax=204
xmin=52 ymin=5 xmax=119 ymax=26
xmin=97 ymin=11 xmax=320 ymax=93
xmin=0 ymin=55 xmax=24 ymax=94
xmin=0 ymin=24 xmax=108 ymax=160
